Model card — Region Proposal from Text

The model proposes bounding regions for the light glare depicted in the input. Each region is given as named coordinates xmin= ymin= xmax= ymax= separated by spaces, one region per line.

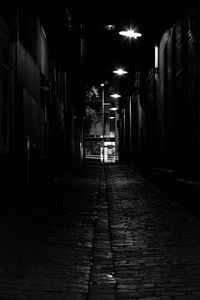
xmin=113 ymin=68 xmax=128 ymax=75
xmin=119 ymin=29 xmax=142 ymax=39
xmin=111 ymin=93 xmax=121 ymax=98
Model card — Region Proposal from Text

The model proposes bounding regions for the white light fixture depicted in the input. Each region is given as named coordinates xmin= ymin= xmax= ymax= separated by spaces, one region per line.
xmin=110 ymin=107 xmax=118 ymax=111
xmin=113 ymin=68 xmax=128 ymax=75
xmin=155 ymin=45 xmax=158 ymax=68
xmin=110 ymin=93 xmax=121 ymax=98
xmin=103 ymin=24 xmax=115 ymax=31
xmin=109 ymin=116 xmax=115 ymax=119
xmin=100 ymin=83 xmax=104 ymax=87
xmin=119 ymin=29 xmax=142 ymax=39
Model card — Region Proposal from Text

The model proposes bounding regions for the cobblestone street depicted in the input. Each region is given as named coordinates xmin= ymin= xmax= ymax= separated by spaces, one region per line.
xmin=1 ymin=161 xmax=200 ymax=299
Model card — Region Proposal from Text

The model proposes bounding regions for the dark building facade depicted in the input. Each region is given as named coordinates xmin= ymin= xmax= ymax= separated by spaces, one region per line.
xmin=119 ymin=0 xmax=200 ymax=180
xmin=1 ymin=0 xmax=200 ymax=206
xmin=153 ymin=0 xmax=200 ymax=178
xmin=0 ymin=1 xmax=86 ymax=202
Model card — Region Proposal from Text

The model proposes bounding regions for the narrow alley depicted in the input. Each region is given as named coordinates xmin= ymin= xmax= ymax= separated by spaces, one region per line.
xmin=1 ymin=1 xmax=200 ymax=299
xmin=0 ymin=161 xmax=200 ymax=299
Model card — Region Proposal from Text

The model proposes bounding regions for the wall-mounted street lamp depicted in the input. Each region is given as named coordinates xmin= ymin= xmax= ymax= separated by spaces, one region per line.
xmin=103 ymin=24 xmax=115 ymax=31
xmin=110 ymin=107 xmax=118 ymax=111
xmin=155 ymin=45 xmax=158 ymax=69
xmin=113 ymin=68 xmax=128 ymax=76
xmin=119 ymin=28 xmax=142 ymax=39
xmin=110 ymin=93 xmax=121 ymax=99
xmin=154 ymin=44 xmax=159 ymax=81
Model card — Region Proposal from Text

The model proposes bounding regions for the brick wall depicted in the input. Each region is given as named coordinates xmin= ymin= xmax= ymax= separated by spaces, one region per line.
xmin=157 ymin=9 xmax=200 ymax=174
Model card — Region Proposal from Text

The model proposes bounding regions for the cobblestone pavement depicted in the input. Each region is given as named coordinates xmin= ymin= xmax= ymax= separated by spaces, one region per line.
xmin=0 ymin=162 xmax=200 ymax=299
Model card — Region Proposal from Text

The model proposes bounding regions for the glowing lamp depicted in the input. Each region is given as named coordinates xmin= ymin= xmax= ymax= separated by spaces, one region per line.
xmin=113 ymin=68 xmax=128 ymax=75
xmin=155 ymin=45 xmax=158 ymax=68
xmin=110 ymin=93 xmax=121 ymax=98
xmin=119 ymin=29 xmax=142 ymax=39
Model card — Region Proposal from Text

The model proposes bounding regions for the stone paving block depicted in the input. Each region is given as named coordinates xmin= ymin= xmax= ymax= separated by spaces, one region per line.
xmin=0 ymin=291 xmax=26 ymax=299
xmin=138 ymin=298 xmax=172 ymax=300
xmin=87 ymin=285 xmax=115 ymax=299
xmin=67 ymin=293 xmax=87 ymax=300
xmin=116 ymin=291 xmax=141 ymax=298
xmin=64 ymin=283 xmax=88 ymax=293
xmin=88 ymin=295 xmax=115 ymax=300
xmin=173 ymin=297 xmax=198 ymax=300
xmin=0 ymin=162 xmax=200 ymax=299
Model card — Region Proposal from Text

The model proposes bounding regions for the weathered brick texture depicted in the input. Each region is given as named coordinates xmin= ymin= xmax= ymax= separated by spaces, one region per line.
xmin=156 ymin=6 xmax=200 ymax=174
